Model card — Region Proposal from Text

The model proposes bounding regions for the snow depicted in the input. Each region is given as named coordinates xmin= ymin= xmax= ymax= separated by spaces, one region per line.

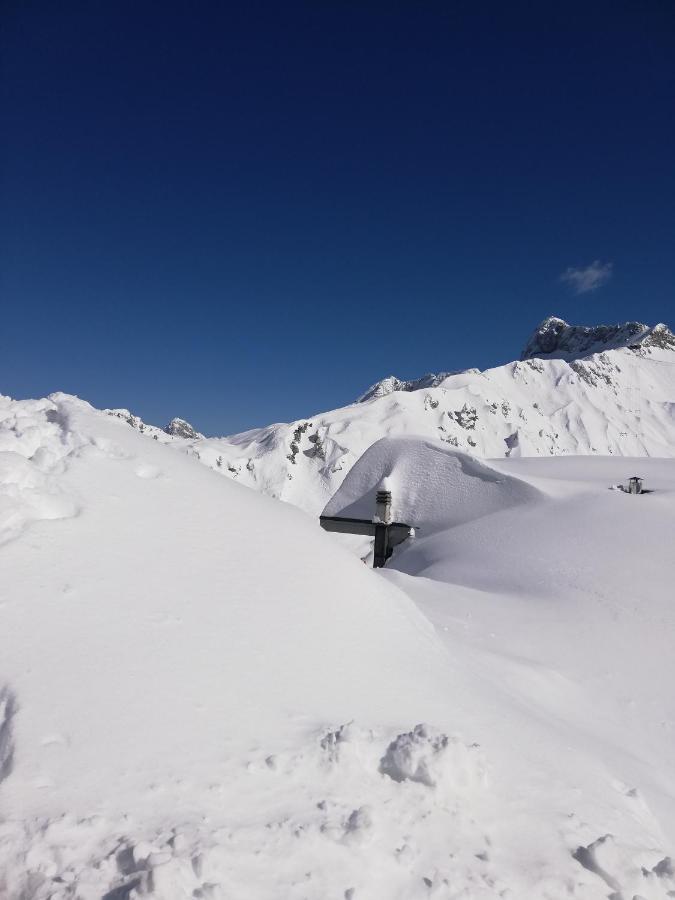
xmin=323 ymin=436 xmax=542 ymax=531
xmin=0 ymin=393 xmax=456 ymax=899
xmin=328 ymin=435 xmax=675 ymax=897
xmin=2 ymin=386 xmax=675 ymax=898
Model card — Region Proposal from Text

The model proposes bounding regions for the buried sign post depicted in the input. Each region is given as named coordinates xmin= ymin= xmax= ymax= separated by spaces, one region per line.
xmin=319 ymin=488 xmax=414 ymax=568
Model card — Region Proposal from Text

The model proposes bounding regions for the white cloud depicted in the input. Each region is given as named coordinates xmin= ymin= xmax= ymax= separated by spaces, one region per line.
xmin=560 ymin=260 xmax=613 ymax=294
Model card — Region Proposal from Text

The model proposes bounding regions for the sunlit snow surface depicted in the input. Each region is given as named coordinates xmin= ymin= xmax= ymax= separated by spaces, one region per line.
xmin=2 ymin=394 xmax=675 ymax=898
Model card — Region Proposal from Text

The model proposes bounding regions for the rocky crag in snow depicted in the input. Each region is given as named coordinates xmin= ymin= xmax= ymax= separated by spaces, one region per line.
xmin=104 ymin=409 xmax=204 ymax=441
xmin=520 ymin=316 xmax=675 ymax=360
xmin=117 ymin=317 xmax=675 ymax=515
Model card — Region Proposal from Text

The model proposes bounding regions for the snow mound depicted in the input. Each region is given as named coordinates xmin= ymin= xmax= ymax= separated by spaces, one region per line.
xmin=390 ymin=454 xmax=675 ymax=592
xmin=323 ymin=435 xmax=541 ymax=531
xmin=0 ymin=395 xmax=82 ymax=544
xmin=0 ymin=392 xmax=466 ymax=899
xmin=379 ymin=723 xmax=485 ymax=792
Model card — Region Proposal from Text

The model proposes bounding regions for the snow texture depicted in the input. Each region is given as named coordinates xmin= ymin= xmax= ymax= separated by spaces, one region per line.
xmin=0 ymin=392 xmax=463 ymax=900
xmin=324 ymin=434 xmax=675 ymax=898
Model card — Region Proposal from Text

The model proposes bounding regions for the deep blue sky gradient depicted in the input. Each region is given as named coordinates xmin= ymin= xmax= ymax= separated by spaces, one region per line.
xmin=2 ymin=1 xmax=674 ymax=434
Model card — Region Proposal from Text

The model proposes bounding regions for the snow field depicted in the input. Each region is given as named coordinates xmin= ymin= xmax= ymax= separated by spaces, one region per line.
xmin=0 ymin=393 xmax=488 ymax=899
xmin=2 ymin=390 xmax=675 ymax=897
xmin=330 ymin=437 xmax=675 ymax=898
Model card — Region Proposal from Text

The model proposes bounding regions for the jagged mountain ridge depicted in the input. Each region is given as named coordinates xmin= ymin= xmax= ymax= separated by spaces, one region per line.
xmin=104 ymin=410 xmax=204 ymax=441
xmin=106 ymin=317 xmax=675 ymax=514
xmin=521 ymin=315 xmax=675 ymax=360
xmin=357 ymin=371 xmax=462 ymax=403
xmin=361 ymin=316 xmax=675 ymax=402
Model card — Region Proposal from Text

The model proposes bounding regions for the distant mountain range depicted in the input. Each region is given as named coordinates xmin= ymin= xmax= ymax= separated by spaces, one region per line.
xmin=106 ymin=316 xmax=675 ymax=514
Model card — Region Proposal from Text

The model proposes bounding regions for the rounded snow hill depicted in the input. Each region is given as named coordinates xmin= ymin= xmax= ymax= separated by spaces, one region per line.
xmin=322 ymin=435 xmax=542 ymax=532
xmin=0 ymin=396 xmax=453 ymax=826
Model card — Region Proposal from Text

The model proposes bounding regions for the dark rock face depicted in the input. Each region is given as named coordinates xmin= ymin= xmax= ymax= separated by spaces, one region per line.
xmin=521 ymin=316 xmax=675 ymax=361
xmin=164 ymin=417 xmax=203 ymax=440
xmin=647 ymin=323 xmax=675 ymax=350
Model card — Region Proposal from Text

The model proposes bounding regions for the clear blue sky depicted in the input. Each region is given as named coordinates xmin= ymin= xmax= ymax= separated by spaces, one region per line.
xmin=2 ymin=1 xmax=674 ymax=435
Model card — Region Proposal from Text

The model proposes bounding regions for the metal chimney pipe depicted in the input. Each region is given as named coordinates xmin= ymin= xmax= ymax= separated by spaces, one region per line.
xmin=374 ymin=489 xmax=392 ymax=524
xmin=628 ymin=476 xmax=643 ymax=495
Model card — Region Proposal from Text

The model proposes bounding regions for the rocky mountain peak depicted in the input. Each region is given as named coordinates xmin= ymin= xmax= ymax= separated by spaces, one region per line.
xmin=164 ymin=417 xmax=204 ymax=440
xmin=521 ymin=316 xmax=675 ymax=361
xmin=358 ymin=371 xmax=460 ymax=403
xmin=356 ymin=317 xmax=674 ymax=405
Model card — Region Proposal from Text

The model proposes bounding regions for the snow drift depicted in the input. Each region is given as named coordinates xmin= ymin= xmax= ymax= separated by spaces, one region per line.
xmin=323 ymin=435 xmax=541 ymax=532
xmin=0 ymin=393 xmax=464 ymax=899
xmin=320 ymin=434 xmax=675 ymax=897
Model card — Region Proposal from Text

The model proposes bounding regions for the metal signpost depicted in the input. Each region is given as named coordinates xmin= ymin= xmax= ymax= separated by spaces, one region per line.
xmin=319 ymin=490 xmax=414 ymax=568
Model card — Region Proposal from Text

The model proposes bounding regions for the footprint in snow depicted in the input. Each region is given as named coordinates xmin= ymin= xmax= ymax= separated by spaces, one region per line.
xmin=135 ymin=464 xmax=161 ymax=479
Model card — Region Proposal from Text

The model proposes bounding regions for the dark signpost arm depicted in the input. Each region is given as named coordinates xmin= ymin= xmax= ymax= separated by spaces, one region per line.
xmin=319 ymin=490 xmax=413 ymax=569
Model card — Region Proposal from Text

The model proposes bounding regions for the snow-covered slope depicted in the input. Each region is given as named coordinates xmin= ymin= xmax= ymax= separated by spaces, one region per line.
xmin=0 ymin=393 xmax=459 ymax=899
xmin=3 ymin=393 xmax=675 ymax=898
xmin=137 ymin=317 xmax=675 ymax=516
xmin=324 ymin=435 xmax=675 ymax=898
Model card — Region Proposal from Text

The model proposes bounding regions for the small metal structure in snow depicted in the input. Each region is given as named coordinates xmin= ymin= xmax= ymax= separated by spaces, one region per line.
xmin=626 ymin=476 xmax=644 ymax=495
xmin=319 ymin=489 xmax=414 ymax=568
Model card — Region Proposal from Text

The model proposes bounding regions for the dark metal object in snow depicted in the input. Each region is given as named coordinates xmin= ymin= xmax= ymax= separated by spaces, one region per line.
xmin=319 ymin=490 xmax=413 ymax=568
xmin=616 ymin=476 xmax=652 ymax=495
xmin=627 ymin=476 xmax=643 ymax=495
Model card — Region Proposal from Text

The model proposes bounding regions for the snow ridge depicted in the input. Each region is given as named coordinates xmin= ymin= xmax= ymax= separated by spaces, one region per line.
xmin=358 ymin=371 xmax=464 ymax=402
xmin=93 ymin=318 xmax=675 ymax=521
xmin=104 ymin=409 xmax=204 ymax=441
xmin=357 ymin=318 xmax=675 ymax=404
xmin=119 ymin=317 xmax=675 ymax=516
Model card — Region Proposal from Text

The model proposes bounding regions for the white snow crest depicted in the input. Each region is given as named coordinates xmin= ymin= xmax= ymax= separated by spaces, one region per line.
xmin=0 ymin=395 xmax=83 ymax=544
